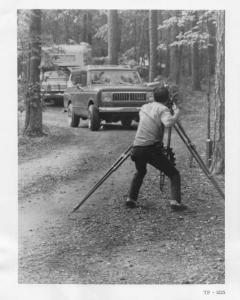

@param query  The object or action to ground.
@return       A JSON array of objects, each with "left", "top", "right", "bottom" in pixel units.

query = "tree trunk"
[
  {"left": 116, "top": 15, "right": 122, "bottom": 54},
  {"left": 207, "top": 17, "right": 216, "bottom": 76},
  {"left": 64, "top": 14, "right": 71, "bottom": 43},
  {"left": 169, "top": 17, "right": 179, "bottom": 82},
  {"left": 165, "top": 44, "right": 170, "bottom": 77},
  {"left": 191, "top": 40, "right": 201, "bottom": 90},
  {"left": 108, "top": 10, "right": 119, "bottom": 64},
  {"left": 134, "top": 16, "right": 137, "bottom": 61},
  {"left": 188, "top": 45, "right": 192, "bottom": 77},
  {"left": 82, "top": 11, "right": 92, "bottom": 44},
  {"left": 82, "top": 12, "right": 88, "bottom": 42},
  {"left": 137, "top": 17, "right": 147, "bottom": 60},
  {"left": 175, "top": 45, "right": 182, "bottom": 84},
  {"left": 87, "top": 11, "right": 92, "bottom": 45},
  {"left": 24, "top": 9, "right": 43, "bottom": 136},
  {"left": 211, "top": 11, "right": 225, "bottom": 174},
  {"left": 191, "top": 12, "right": 201, "bottom": 90},
  {"left": 149, "top": 10, "right": 158, "bottom": 82}
]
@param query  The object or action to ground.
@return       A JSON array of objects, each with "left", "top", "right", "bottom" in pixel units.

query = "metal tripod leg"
[
  {"left": 160, "top": 127, "right": 172, "bottom": 191},
  {"left": 71, "top": 144, "right": 133, "bottom": 213},
  {"left": 174, "top": 122, "right": 224, "bottom": 199}
]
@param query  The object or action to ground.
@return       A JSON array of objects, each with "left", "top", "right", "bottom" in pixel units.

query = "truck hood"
[{"left": 88, "top": 84, "right": 153, "bottom": 92}]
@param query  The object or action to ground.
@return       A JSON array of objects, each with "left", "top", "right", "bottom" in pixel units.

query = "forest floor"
[{"left": 18, "top": 87, "right": 224, "bottom": 284}]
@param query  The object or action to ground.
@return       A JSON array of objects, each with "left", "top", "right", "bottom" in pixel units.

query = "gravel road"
[{"left": 18, "top": 105, "right": 224, "bottom": 284}]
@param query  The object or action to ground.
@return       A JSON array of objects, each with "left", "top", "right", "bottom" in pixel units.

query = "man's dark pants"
[{"left": 129, "top": 144, "right": 181, "bottom": 203}]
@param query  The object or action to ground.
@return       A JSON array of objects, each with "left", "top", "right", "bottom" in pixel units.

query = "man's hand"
[{"left": 172, "top": 103, "right": 180, "bottom": 117}]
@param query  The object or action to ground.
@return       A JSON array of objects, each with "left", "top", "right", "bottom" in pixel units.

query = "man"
[{"left": 126, "top": 86, "right": 187, "bottom": 211}]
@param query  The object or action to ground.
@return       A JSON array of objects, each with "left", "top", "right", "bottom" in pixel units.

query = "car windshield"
[
  {"left": 71, "top": 71, "right": 87, "bottom": 85},
  {"left": 43, "top": 70, "right": 68, "bottom": 81},
  {"left": 89, "top": 70, "right": 141, "bottom": 85}
]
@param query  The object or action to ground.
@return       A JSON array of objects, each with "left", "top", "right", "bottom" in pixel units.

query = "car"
[
  {"left": 41, "top": 70, "right": 69, "bottom": 106},
  {"left": 63, "top": 65, "right": 154, "bottom": 130}
]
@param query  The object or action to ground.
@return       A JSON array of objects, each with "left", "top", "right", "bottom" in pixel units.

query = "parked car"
[
  {"left": 63, "top": 65, "right": 154, "bottom": 130},
  {"left": 41, "top": 70, "right": 69, "bottom": 106},
  {"left": 41, "top": 43, "right": 92, "bottom": 106}
]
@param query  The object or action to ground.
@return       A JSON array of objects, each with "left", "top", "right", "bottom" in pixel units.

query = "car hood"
[{"left": 42, "top": 80, "right": 67, "bottom": 85}]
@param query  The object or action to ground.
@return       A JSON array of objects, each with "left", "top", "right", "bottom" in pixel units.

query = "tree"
[
  {"left": 169, "top": 14, "right": 179, "bottom": 83},
  {"left": 191, "top": 11, "right": 201, "bottom": 90},
  {"left": 82, "top": 11, "right": 93, "bottom": 44},
  {"left": 149, "top": 10, "right": 158, "bottom": 81},
  {"left": 108, "top": 10, "right": 119, "bottom": 64},
  {"left": 206, "top": 14, "right": 216, "bottom": 76},
  {"left": 211, "top": 11, "right": 225, "bottom": 174},
  {"left": 24, "top": 9, "right": 43, "bottom": 136}
]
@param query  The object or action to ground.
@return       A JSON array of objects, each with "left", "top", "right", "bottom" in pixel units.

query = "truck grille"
[
  {"left": 112, "top": 92, "right": 146, "bottom": 101},
  {"left": 48, "top": 84, "right": 67, "bottom": 91}
]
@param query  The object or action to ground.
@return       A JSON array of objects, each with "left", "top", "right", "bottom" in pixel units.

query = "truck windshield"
[{"left": 89, "top": 70, "right": 141, "bottom": 85}]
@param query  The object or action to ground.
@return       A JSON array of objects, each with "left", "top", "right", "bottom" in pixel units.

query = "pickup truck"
[{"left": 63, "top": 65, "right": 154, "bottom": 130}]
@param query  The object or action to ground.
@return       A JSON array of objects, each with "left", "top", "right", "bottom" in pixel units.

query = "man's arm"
[{"left": 161, "top": 105, "right": 180, "bottom": 127}]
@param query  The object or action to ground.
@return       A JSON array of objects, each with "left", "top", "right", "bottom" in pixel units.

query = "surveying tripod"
[{"left": 72, "top": 121, "right": 224, "bottom": 213}]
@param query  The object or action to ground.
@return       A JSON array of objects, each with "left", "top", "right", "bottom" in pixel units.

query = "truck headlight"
[
  {"left": 146, "top": 92, "right": 154, "bottom": 102},
  {"left": 102, "top": 92, "right": 112, "bottom": 102}
]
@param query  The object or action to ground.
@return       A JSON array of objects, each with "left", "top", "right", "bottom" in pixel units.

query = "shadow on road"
[{"left": 102, "top": 123, "right": 138, "bottom": 131}]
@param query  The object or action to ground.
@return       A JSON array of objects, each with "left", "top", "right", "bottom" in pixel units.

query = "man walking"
[{"left": 126, "top": 86, "right": 187, "bottom": 211}]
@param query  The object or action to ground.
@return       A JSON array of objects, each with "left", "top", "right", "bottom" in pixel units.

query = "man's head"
[{"left": 153, "top": 87, "right": 169, "bottom": 104}]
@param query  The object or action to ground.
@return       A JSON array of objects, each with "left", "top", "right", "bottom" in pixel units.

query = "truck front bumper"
[{"left": 99, "top": 107, "right": 141, "bottom": 113}]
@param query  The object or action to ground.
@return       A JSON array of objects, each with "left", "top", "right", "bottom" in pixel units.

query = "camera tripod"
[{"left": 72, "top": 121, "right": 224, "bottom": 213}]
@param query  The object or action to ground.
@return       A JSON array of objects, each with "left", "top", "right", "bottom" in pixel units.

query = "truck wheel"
[
  {"left": 121, "top": 118, "right": 132, "bottom": 128},
  {"left": 68, "top": 103, "right": 80, "bottom": 127},
  {"left": 88, "top": 105, "right": 100, "bottom": 131}
]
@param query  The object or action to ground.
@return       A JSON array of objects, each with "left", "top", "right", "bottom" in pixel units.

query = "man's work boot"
[
  {"left": 169, "top": 200, "right": 188, "bottom": 211},
  {"left": 126, "top": 197, "right": 137, "bottom": 208}
]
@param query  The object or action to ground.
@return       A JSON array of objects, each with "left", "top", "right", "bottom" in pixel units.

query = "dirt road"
[{"left": 18, "top": 105, "right": 224, "bottom": 284}]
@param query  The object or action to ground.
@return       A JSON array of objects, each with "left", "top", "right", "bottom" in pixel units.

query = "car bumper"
[
  {"left": 99, "top": 107, "right": 141, "bottom": 113},
  {"left": 42, "top": 93, "right": 64, "bottom": 100}
]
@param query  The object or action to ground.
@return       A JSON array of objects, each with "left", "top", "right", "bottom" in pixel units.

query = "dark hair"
[{"left": 153, "top": 87, "right": 169, "bottom": 103}]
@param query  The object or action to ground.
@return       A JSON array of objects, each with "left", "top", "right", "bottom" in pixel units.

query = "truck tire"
[
  {"left": 88, "top": 105, "right": 100, "bottom": 131},
  {"left": 68, "top": 103, "right": 80, "bottom": 127},
  {"left": 121, "top": 118, "right": 132, "bottom": 128}
]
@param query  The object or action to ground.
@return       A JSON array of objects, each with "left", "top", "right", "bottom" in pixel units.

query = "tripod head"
[{"left": 161, "top": 82, "right": 179, "bottom": 112}]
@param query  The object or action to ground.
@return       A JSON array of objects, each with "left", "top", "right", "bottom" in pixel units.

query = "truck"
[
  {"left": 64, "top": 65, "right": 154, "bottom": 130},
  {"left": 41, "top": 43, "right": 92, "bottom": 105}
]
